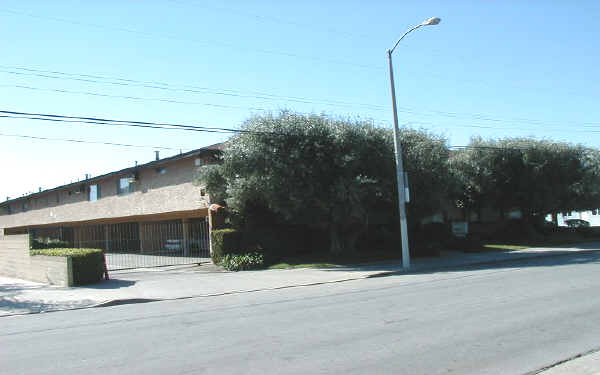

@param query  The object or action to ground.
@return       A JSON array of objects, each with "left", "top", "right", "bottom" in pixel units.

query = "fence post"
[
  {"left": 104, "top": 225, "right": 110, "bottom": 252},
  {"left": 182, "top": 218, "right": 190, "bottom": 256}
]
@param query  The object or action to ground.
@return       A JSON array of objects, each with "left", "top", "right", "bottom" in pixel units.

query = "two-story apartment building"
[{"left": 0, "top": 143, "right": 223, "bottom": 270}]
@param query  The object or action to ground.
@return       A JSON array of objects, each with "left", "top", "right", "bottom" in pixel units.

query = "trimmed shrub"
[
  {"left": 30, "top": 248, "right": 100, "bottom": 257},
  {"left": 30, "top": 248, "right": 105, "bottom": 286},
  {"left": 211, "top": 228, "right": 242, "bottom": 264},
  {"left": 220, "top": 252, "right": 265, "bottom": 271}
]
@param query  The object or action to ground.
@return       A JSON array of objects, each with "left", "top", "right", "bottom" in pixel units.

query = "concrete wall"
[
  {"left": 0, "top": 157, "right": 209, "bottom": 230},
  {"left": 0, "top": 234, "right": 72, "bottom": 286}
]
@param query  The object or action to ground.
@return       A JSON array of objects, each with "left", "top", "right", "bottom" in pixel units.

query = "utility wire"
[
  {"left": 4, "top": 66, "right": 599, "bottom": 131},
  {"left": 0, "top": 110, "right": 272, "bottom": 135},
  {"left": 0, "top": 67, "right": 386, "bottom": 111},
  {"left": 1, "top": 84, "right": 269, "bottom": 112},
  {"left": 0, "top": 131, "right": 179, "bottom": 150},
  {"left": 2, "top": 110, "right": 599, "bottom": 152},
  {"left": 168, "top": 0, "right": 376, "bottom": 41},
  {"left": 3, "top": 7, "right": 592, "bottom": 100},
  {"left": 0, "top": 8, "right": 380, "bottom": 71},
  {"left": 1, "top": 127, "right": 596, "bottom": 155},
  {"left": 3, "top": 109, "right": 600, "bottom": 147}
]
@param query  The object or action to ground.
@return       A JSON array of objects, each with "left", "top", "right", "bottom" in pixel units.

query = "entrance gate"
[{"left": 30, "top": 218, "right": 211, "bottom": 271}]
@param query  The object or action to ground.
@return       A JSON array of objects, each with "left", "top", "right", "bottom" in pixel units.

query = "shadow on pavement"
[
  {"left": 0, "top": 279, "right": 136, "bottom": 315},
  {"left": 0, "top": 283, "right": 46, "bottom": 293},
  {"left": 318, "top": 246, "right": 600, "bottom": 277},
  {"left": 81, "top": 279, "right": 136, "bottom": 290}
]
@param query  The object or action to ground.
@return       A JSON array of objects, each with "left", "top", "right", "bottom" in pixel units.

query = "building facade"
[{"left": 0, "top": 144, "right": 222, "bottom": 269}]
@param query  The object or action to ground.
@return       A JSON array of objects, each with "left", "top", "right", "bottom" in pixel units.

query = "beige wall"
[
  {"left": 0, "top": 157, "right": 209, "bottom": 230},
  {"left": 0, "top": 234, "right": 72, "bottom": 286}
]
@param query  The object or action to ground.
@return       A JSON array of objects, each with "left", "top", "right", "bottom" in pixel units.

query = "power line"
[
  {"left": 0, "top": 66, "right": 386, "bottom": 111},
  {"left": 0, "top": 8, "right": 380, "bottom": 72},
  {"left": 3, "top": 107, "right": 600, "bottom": 148},
  {"left": 0, "top": 110, "right": 285, "bottom": 136},
  {"left": 169, "top": 0, "right": 376, "bottom": 41},
  {"left": 2, "top": 110, "right": 599, "bottom": 154},
  {"left": 0, "top": 131, "right": 179, "bottom": 150},
  {"left": 1, "top": 84, "right": 268, "bottom": 112},
  {"left": 4, "top": 66, "right": 600, "bottom": 132},
  {"left": 0, "top": 83, "right": 588, "bottom": 136}
]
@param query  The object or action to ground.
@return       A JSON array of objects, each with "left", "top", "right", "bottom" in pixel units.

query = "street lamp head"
[{"left": 421, "top": 17, "right": 441, "bottom": 26}]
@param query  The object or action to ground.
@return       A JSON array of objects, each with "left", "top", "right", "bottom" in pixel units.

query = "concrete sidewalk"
[{"left": 1, "top": 242, "right": 599, "bottom": 317}]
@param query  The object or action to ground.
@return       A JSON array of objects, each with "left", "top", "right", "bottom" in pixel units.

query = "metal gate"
[{"left": 30, "top": 218, "right": 211, "bottom": 271}]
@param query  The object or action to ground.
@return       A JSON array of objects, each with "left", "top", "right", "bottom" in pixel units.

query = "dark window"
[
  {"left": 22, "top": 201, "right": 29, "bottom": 212},
  {"left": 117, "top": 177, "right": 135, "bottom": 195}
]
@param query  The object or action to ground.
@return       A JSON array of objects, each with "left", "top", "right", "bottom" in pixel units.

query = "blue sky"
[{"left": 1, "top": 1, "right": 599, "bottom": 200}]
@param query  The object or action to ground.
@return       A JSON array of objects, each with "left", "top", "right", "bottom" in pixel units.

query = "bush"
[
  {"left": 30, "top": 248, "right": 105, "bottom": 286},
  {"left": 445, "top": 234, "right": 483, "bottom": 252},
  {"left": 211, "top": 228, "right": 242, "bottom": 264},
  {"left": 220, "top": 252, "right": 265, "bottom": 271},
  {"left": 491, "top": 219, "right": 543, "bottom": 241},
  {"left": 576, "top": 226, "right": 600, "bottom": 238},
  {"left": 239, "top": 225, "right": 314, "bottom": 264}
]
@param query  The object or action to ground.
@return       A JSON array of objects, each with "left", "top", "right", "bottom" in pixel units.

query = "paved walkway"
[{"left": 1, "top": 242, "right": 599, "bottom": 317}]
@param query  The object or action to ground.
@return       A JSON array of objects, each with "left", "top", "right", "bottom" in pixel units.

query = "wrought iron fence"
[{"left": 30, "top": 218, "right": 210, "bottom": 270}]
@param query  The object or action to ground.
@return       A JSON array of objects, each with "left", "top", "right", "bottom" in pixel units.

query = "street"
[{"left": 2, "top": 251, "right": 600, "bottom": 374}]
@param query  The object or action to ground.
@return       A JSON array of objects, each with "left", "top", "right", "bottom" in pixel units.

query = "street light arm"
[{"left": 389, "top": 24, "right": 422, "bottom": 54}]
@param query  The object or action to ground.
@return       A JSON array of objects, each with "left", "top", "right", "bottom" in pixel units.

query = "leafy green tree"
[
  {"left": 197, "top": 111, "right": 451, "bottom": 254},
  {"left": 449, "top": 137, "right": 600, "bottom": 227}
]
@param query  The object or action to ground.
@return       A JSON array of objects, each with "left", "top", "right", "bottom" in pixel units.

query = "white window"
[{"left": 89, "top": 184, "right": 100, "bottom": 201}]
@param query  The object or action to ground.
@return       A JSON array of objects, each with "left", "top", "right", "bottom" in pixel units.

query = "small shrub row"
[
  {"left": 30, "top": 248, "right": 102, "bottom": 257},
  {"left": 220, "top": 252, "right": 265, "bottom": 271},
  {"left": 30, "top": 248, "right": 105, "bottom": 286}
]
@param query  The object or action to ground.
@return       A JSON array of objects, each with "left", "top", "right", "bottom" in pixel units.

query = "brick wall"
[{"left": 0, "top": 234, "right": 72, "bottom": 286}]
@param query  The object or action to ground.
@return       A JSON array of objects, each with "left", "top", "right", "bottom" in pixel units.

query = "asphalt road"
[{"left": 2, "top": 252, "right": 600, "bottom": 375}]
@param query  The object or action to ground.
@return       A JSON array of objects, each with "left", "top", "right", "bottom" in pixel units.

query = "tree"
[
  {"left": 197, "top": 111, "right": 451, "bottom": 254},
  {"left": 449, "top": 137, "right": 600, "bottom": 227}
]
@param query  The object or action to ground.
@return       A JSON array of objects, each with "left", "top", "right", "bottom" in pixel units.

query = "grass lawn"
[
  {"left": 268, "top": 249, "right": 403, "bottom": 270},
  {"left": 482, "top": 232, "right": 600, "bottom": 252},
  {"left": 483, "top": 244, "right": 532, "bottom": 251}
]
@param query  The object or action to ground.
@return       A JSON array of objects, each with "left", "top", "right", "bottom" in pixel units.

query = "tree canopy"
[
  {"left": 198, "top": 111, "right": 451, "bottom": 254},
  {"left": 199, "top": 112, "right": 600, "bottom": 254},
  {"left": 449, "top": 137, "right": 600, "bottom": 223}
]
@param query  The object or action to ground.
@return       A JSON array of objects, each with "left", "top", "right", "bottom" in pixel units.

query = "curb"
[
  {"left": 367, "top": 249, "right": 600, "bottom": 278},
  {"left": 3, "top": 248, "right": 599, "bottom": 317}
]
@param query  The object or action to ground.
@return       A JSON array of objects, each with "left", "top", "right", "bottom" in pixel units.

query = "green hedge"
[
  {"left": 211, "top": 228, "right": 242, "bottom": 264},
  {"left": 30, "top": 248, "right": 105, "bottom": 286}
]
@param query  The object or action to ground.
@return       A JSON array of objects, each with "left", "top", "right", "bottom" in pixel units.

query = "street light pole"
[{"left": 388, "top": 17, "right": 441, "bottom": 269}]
